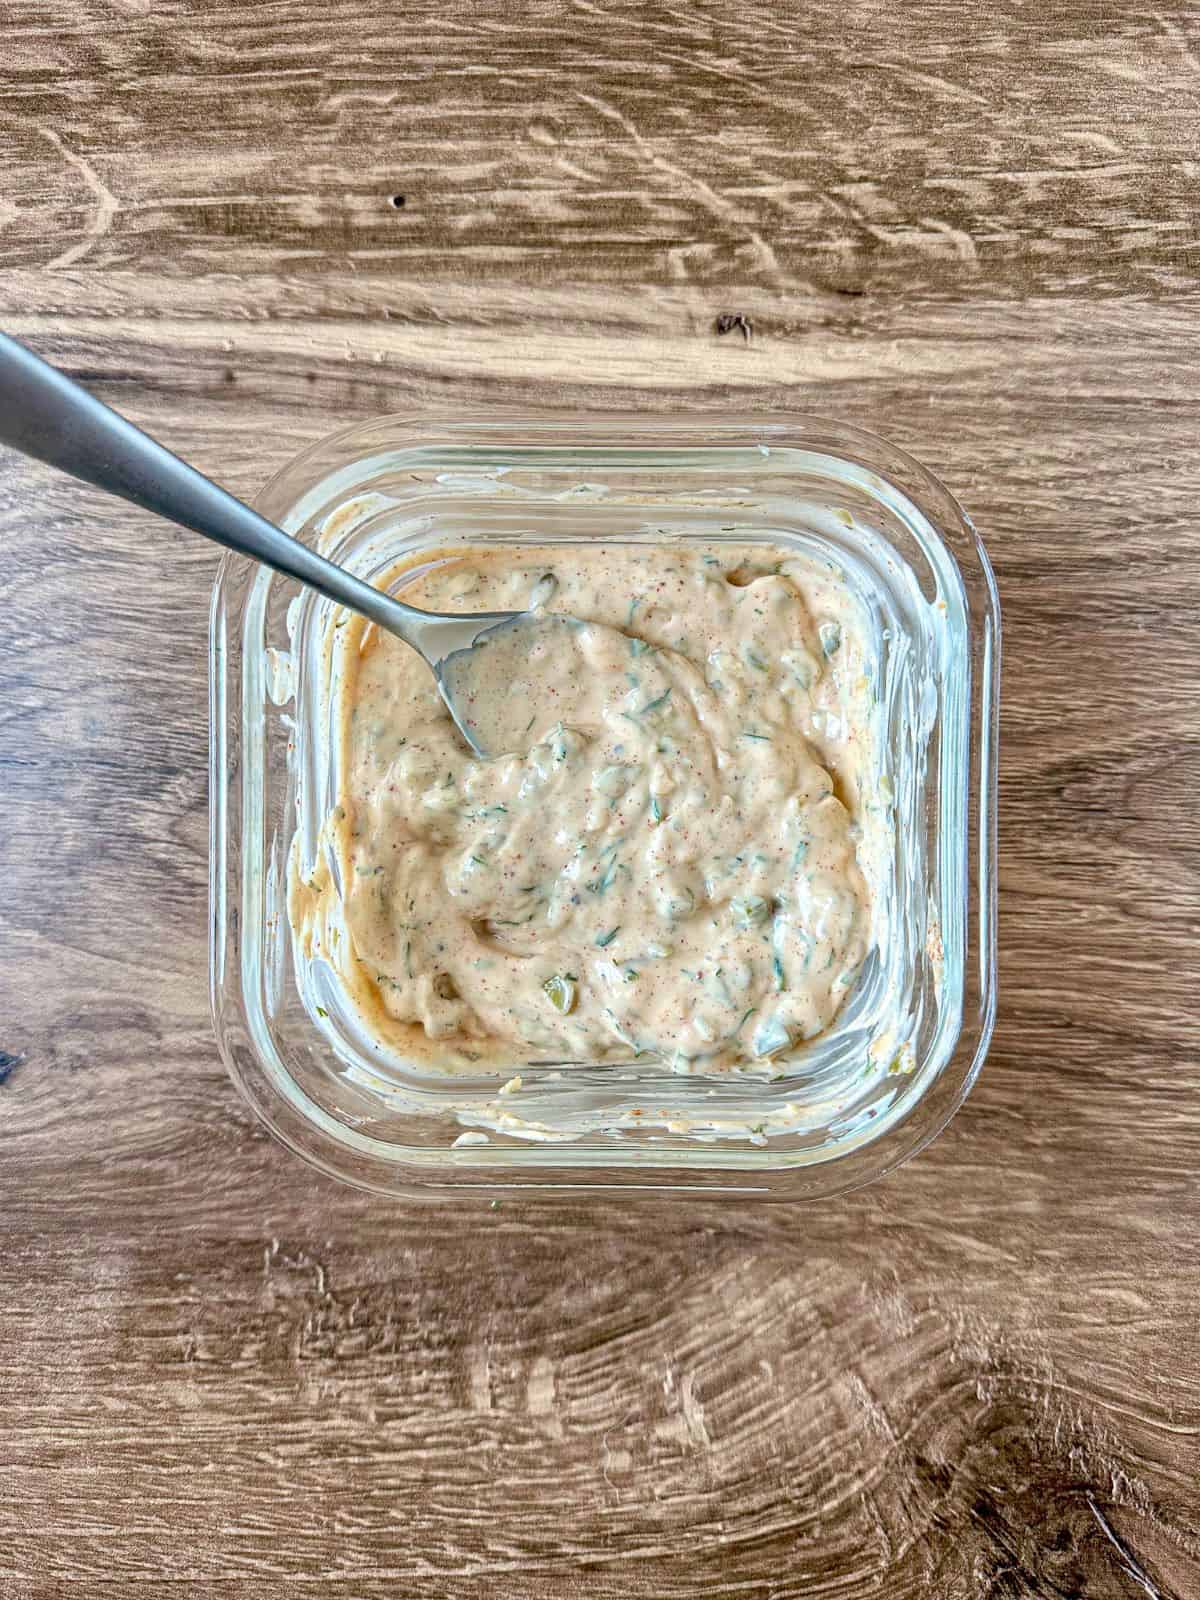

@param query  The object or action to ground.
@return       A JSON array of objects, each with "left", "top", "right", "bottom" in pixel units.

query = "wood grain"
[
  {"left": 2, "top": 0, "right": 1199, "bottom": 297},
  {"left": 2, "top": 3, "right": 1200, "bottom": 1594}
]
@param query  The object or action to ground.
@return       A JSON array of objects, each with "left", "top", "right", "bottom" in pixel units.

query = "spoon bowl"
[{"left": 436, "top": 611, "right": 588, "bottom": 756}]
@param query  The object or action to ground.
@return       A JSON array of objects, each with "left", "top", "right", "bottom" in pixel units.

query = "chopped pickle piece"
[{"left": 542, "top": 974, "right": 578, "bottom": 1014}]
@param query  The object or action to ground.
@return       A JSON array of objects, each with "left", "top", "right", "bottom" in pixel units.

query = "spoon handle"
[{"left": 0, "top": 331, "right": 431, "bottom": 640}]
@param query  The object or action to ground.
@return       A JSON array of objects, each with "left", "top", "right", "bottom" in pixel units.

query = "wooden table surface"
[{"left": 3, "top": 4, "right": 1199, "bottom": 1596}]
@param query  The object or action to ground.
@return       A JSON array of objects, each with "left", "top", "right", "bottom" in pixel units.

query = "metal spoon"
[{"left": 0, "top": 330, "right": 558, "bottom": 757}]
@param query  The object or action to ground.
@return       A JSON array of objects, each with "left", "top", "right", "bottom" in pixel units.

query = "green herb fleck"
[
  {"left": 595, "top": 927, "right": 621, "bottom": 948},
  {"left": 530, "top": 571, "right": 557, "bottom": 607},
  {"left": 588, "top": 856, "right": 619, "bottom": 895},
  {"left": 315, "top": 1005, "right": 328, "bottom": 1018},
  {"left": 650, "top": 796, "right": 663, "bottom": 824},
  {"left": 731, "top": 895, "right": 770, "bottom": 928},
  {"left": 603, "top": 1007, "right": 640, "bottom": 1052},
  {"left": 638, "top": 687, "right": 672, "bottom": 717}
]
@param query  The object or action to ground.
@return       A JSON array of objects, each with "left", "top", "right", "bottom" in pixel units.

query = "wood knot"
[{"left": 715, "top": 313, "right": 752, "bottom": 343}]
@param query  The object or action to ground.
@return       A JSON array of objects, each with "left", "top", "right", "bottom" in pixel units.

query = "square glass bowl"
[{"left": 210, "top": 415, "right": 999, "bottom": 1199}]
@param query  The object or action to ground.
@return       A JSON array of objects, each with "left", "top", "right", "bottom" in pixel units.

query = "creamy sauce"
[{"left": 290, "top": 543, "right": 879, "bottom": 1073}]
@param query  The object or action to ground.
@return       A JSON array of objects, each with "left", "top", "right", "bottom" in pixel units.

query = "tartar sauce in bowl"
[{"left": 290, "top": 542, "right": 882, "bottom": 1074}]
